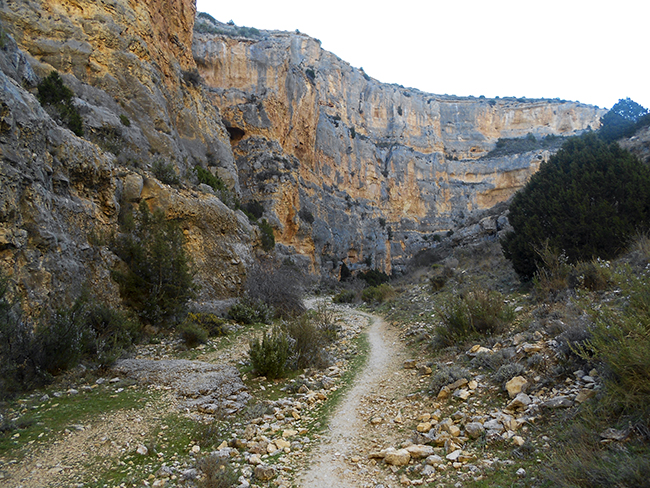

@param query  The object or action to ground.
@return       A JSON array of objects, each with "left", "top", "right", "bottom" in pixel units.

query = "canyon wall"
[
  {"left": 0, "top": 1, "right": 604, "bottom": 313},
  {"left": 192, "top": 16, "right": 604, "bottom": 274},
  {"left": 0, "top": 0, "right": 255, "bottom": 313}
]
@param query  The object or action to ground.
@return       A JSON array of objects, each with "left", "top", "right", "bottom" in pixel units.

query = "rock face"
[
  {"left": 0, "top": 1, "right": 604, "bottom": 312},
  {"left": 0, "top": 0, "right": 254, "bottom": 312},
  {"left": 193, "top": 15, "right": 604, "bottom": 274}
]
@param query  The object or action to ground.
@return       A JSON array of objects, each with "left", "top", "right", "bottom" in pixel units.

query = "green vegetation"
[
  {"left": 483, "top": 132, "right": 564, "bottom": 159},
  {"left": 358, "top": 269, "right": 390, "bottom": 287},
  {"left": 361, "top": 283, "right": 396, "bottom": 304},
  {"left": 228, "top": 297, "right": 274, "bottom": 325},
  {"left": 599, "top": 97, "right": 650, "bottom": 142},
  {"left": 258, "top": 218, "right": 275, "bottom": 252},
  {"left": 0, "top": 275, "right": 141, "bottom": 399},
  {"left": 36, "top": 71, "right": 84, "bottom": 136},
  {"left": 332, "top": 289, "right": 357, "bottom": 304},
  {"left": 433, "top": 288, "right": 514, "bottom": 349},
  {"left": 194, "top": 15, "right": 262, "bottom": 39},
  {"left": 0, "top": 383, "right": 151, "bottom": 459},
  {"left": 119, "top": 114, "right": 130, "bottom": 126},
  {"left": 240, "top": 200, "right": 264, "bottom": 221},
  {"left": 112, "top": 201, "right": 197, "bottom": 326},
  {"left": 248, "top": 328, "right": 290, "bottom": 380},
  {"left": 502, "top": 132, "right": 650, "bottom": 279},
  {"left": 152, "top": 160, "right": 180, "bottom": 186},
  {"left": 195, "top": 165, "right": 238, "bottom": 208}
]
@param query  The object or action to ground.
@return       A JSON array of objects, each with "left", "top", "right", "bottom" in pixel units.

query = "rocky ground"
[{"left": 0, "top": 278, "right": 616, "bottom": 488}]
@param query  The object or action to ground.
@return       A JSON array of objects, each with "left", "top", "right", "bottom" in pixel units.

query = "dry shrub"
[
  {"left": 197, "top": 454, "right": 238, "bottom": 488},
  {"left": 429, "top": 365, "right": 471, "bottom": 395},
  {"left": 246, "top": 260, "right": 305, "bottom": 318}
]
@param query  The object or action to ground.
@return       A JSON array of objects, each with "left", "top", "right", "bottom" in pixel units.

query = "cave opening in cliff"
[{"left": 226, "top": 126, "right": 245, "bottom": 144}]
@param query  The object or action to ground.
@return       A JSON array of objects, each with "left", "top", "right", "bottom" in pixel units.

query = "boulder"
[
  {"left": 384, "top": 448, "right": 411, "bottom": 466},
  {"left": 506, "top": 376, "right": 528, "bottom": 398}
]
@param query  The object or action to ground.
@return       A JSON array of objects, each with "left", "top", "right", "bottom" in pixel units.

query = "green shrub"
[
  {"left": 78, "top": 300, "right": 141, "bottom": 366},
  {"left": 186, "top": 312, "right": 228, "bottom": 337},
  {"left": 37, "top": 71, "right": 83, "bottom": 136},
  {"left": 196, "top": 165, "right": 225, "bottom": 192},
  {"left": 580, "top": 269, "right": 650, "bottom": 423},
  {"left": 361, "top": 283, "right": 396, "bottom": 303},
  {"left": 332, "top": 289, "right": 356, "bottom": 303},
  {"left": 119, "top": 114, "right": 131, "bottom": 127},
  {"left": 248, "top": 329, "right": 290, "bottom": 379},
  {"left": 258, "top": 218, "right": 275, "bottom": 252},
  {"left": 434, "top": 289, "right": 514, "bottom": 348},
  {"left": 502, "top": 132, "right": 650, "bottom": 279},
  {"left": 112, "top": 201, "right": 198, "bottom": 326},
  {"left": 284, "top": 313, "right": 332, "bottom": 370},
  {"left": 359, "top": 269, "right": 390, "bottom": 287},
  {"left": 152, "top": 160, "right": 180, "bottom": 185},
  {"left": 429, "top": 275, "right": 448, "bottom": 293},
  {"left": 178, "top": 320, "right": 208, "bottom": 348},
  {"left": 599, "top": 98, "right": 650, "bottom": 142},
  {"left": 0, "top": 277, "right": 45, "bottom": 398},
  {"left": 228, "top": 297, "right": 274, "bottom": 325}
]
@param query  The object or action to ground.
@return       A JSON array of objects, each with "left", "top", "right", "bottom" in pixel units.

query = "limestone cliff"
[
  {"left": 0, "top": 1, "right": 605, "bottom": 314},
  {"left": 0, "top": 0, "right": 254, "bottom": 313},
  {"left": 192, "top": 16, "right": 604, "bottom": 274}
]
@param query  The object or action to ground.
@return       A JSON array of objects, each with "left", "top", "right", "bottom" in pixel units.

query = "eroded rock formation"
[
  {"left": 193, "top": 16, "right": 604, "bottom": 274},
  {"left": 0, "top": 0, "right": 254, "bottom": 312},
  {"left": 0, "top": 0, "right": 605, "bottom": 313}
]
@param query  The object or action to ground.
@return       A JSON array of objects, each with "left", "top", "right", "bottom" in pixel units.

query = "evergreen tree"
[
  {"left": 600, "top": 98, "right": 650, "bottom": 142},
  {"left": 502, "top": 133, "right": 650, "bottom": 278},
  {"left": 112, "top": 202, "right": 197, "bottom": 325}
]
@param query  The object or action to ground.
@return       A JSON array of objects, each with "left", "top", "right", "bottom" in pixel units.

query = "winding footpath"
[{"left": 299, "top": 311, "right": 405, "bottom": 487}]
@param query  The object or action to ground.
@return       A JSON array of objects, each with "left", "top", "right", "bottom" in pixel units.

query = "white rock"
[
  {"left": 445, "top": 449, "right": 462, "bottom": 461},
  {"left": 405, "top": 444, "right": 435, "bottom": 459}
]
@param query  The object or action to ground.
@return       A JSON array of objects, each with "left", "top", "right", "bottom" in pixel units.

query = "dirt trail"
[{"left": 298, "top": 312, "right": 407, "bottom": 487}]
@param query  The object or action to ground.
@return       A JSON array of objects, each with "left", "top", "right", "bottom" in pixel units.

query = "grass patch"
[
  {"left": 82, "top": 413, "right": 199, "bottom": 487},
  {"left": 0, "top": 382, "right": 153, "bottom": 460}
]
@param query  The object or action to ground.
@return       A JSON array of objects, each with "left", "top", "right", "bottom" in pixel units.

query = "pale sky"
[{"left": 195, "top": 0, "right": 649, "bottom": 111}]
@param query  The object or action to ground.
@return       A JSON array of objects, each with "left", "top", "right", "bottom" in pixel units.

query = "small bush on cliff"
[
  {"left": 258, "top": 218, "right": 275, "bottom": 252},
  {"left": 152, "top": 160, "right": 180, "bottom": 186},
  {"left": 112, "top": 201, "right": 197, "bottom": 326},
  {"left": 37, "top": 71, "right": 83, "bottom": 136},
  {"left": 502, "top": 133, "right": 650, "bottom": 279}
]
